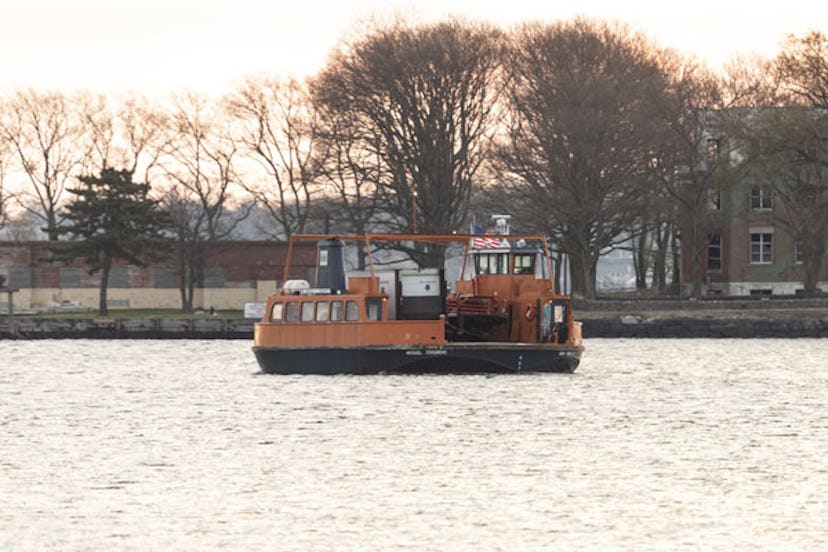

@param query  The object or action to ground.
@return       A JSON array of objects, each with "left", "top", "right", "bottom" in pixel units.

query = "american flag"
[{"left": 472, "top": 234, "right": 504, "bottom": 248}]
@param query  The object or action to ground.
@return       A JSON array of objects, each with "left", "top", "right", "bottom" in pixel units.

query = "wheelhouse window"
[
  {"left": 315, "top": 301, "right": 329, "bottom": 321},
  {"left": 475, "top": 252, "right": 508, "bottom": 275},
  {"left": 300, "top": 301, "right": 315, "bottom": 322},
  {"left": 345, "top": 300, "right": 359, "bottom": 321},
  {"left": 750, "top": 232, "right": 773, "bottom": 264},
  {"left": 284, "top": 301, "right": 299, "bottom": 323},
  {"left": 707, "top": 233, "right": 722, "bottom": 271},
  {"left": 270, "top": 302, "right": 284, "bottom": 322},
  {"left": 750, "top": 185, "right": 772, "bottom": 211},
  {"left": 512, "top": 254, "right": 535, "bottom": 275},
  {"left": 330, "top": 301, "right": 344, "bottom": 322}
]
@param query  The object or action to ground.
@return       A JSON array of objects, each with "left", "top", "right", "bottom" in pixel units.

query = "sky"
[{"left": 1, "top": 0, "right": 826, "bottom": 98}]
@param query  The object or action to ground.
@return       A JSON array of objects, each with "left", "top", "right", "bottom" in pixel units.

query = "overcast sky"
[{"left": 1, "top": 0, "right": 825, "bottom": 97}]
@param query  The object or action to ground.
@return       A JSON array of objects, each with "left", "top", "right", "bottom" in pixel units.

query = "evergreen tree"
[{"left": 52, "top": 168, "right": 171, "bottom": 315}]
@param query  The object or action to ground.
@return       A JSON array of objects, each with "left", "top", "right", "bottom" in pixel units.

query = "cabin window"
[
  {"left": 513, "top": 254, "right": 535, "bottom": 275},
  {"left": 345, "top": 300, "right": 359, "bottom": 321},
  {"left": 270, "top": 302, "right": 284, "bottom": 322},
  {"left": 476, "top": 253, "right": 508, "bottom": 275},
  {"left": 300, "top": 301, "right": 315, "bottom": 322},
  {"left": 315, "top": 301, "right": 330, "bottom": 321},
  {"left": 366, "top": 298, "right": 382, "bottom": 321},
  {"left": 330, "top": 301, "right": 344, "bottom": 322},
  {"left": 284, "top": 301, "right": 299, "bottom": 323}
]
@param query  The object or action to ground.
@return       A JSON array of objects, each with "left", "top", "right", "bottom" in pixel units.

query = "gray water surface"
[{"left": 2, "top": 339, "right": 827, "bottom": 550}]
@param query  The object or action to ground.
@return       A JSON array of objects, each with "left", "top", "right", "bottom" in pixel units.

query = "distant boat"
[{"left": 253, "top": 232, "right": 583, "bottom": 374}]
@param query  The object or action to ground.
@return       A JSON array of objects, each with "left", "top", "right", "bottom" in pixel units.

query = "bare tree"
[
  {"left": 0, "top": 140, "right": 13, "bottom": 235},
  {"left": 313, "top": 18, "right": 505, "bottom": 266},
  {"left": 497, "top": 19, "right": 668, "bottom": 299},
  {"left": 76, "top": 92, "right": 169, "bottom": 183},
  {"left": 0, "top": 90, "right": 85, "bottom": 240},
  {"left": 160, "top": 92, "right": 250, "bottom": 311},
  {"left": 76, "top": 92, "right": 117, "bottom": 174},
  {"left": 731, "top": 32, "right": 828, "bottom": 296},
  {"left": 776, "top": 31, "right": 828, "bottom": 108},
  {"left": 650, "top": 57, "right": 730, "bottom": 298},
  {"left": 315, "top": 107, "right": 386, "bottom": 268},
  {"left": 743, "top": 109, "right": 828, "bottom": 296},
  {"left": 227, "top": 77, "right": 325, "bottom": 239}
]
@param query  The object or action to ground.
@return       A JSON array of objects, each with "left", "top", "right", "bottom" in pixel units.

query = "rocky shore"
[
  {"left": 0, "top": 317, "right": 255, "bottom": 339},
  {"left": 576, "top": 297, "right": 828, "bottom": 338},
  {"left": 1, "top": 298, "right": 827, "bottom": 339}
]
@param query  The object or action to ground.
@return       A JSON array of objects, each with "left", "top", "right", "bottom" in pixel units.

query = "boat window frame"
[
  {"left": 512, "top": 253, "right": 535, "bottom": 275},
  {"left": 366, "top": 298, "right": 382, "bottom": 321},
  {"left": 345, "top": 300, "right": 359, "bottom": 321},
  {"left": 475, "top": 252, "right": 508, "bottom": 275},
  {"left": 270, "top": 301, "right": 284, "bottom": 323},
  {"left": 330, "top": 300, "right": 344, "bottom": 322},
  {"left": 300, "top": 301, "right": 315, "bottom": 322},
  {"left": 284, "top": 301, "right": 299, "bottom": 323},
  {"left": 315, "top": 301, "right": 330, "bottom": 322}
]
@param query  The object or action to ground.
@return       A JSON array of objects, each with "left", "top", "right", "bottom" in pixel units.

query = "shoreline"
[{"left": 2, "top": 309, "right": 828, "bottom": 339}]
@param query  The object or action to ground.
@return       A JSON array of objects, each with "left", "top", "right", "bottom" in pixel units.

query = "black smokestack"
[{"left": 315, "top": 239, "right": 347, "bottom": 293}]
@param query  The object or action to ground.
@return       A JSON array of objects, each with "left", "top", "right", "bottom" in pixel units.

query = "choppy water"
[{"left": 1, "top": 338, "right": 827, "bottom": 551}]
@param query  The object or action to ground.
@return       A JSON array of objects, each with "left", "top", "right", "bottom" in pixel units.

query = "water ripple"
[{"left": 1, "top": 338, "right": 827, "bottom": 550}]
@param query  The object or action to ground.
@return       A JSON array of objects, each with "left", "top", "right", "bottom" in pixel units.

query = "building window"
[
  {"left": 795, "top": 240, "right": 804, "bottom": 264},
  {"left": 750, "top": 233, "right": 773, "bottom": 264},
  {"left": 59, "top": 267, "right": 81, "bottom": 288},
  {"left": 707, "top": 138, "right": 720, "bottom": 158},
  {"left": 709, "top": 188, "right": 721, "bottom": 210},
  {"left": 750, "top": 185, "right": 772, "bottom": 211},
  {"left": 707, "top": 233, "right": 722, "bottom": 271}
]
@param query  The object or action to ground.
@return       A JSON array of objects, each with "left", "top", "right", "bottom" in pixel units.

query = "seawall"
[
  {"left": 1, "top": 313, "right": 827, "bottom": 339},
  {"left": 576, "top": 297, "right": 828, "bottom": 338},
  {"left": 0, "top": 318, "right": 255, "bottom": 339},
  {"left": 579, "top": 315, "right": 828, "bottom": 338}
]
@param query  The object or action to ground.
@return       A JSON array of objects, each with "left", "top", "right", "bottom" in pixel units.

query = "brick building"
[
  {"left": 682, "top": 117, "right": 828, "bottom": 296},
  {"left": 0, "top": 240, "right": 316, "bottom": 310}
]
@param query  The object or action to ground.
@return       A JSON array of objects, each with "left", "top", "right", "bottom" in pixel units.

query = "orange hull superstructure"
[{"left": 253, "top": 233, "right": 583, "bottom": 374}]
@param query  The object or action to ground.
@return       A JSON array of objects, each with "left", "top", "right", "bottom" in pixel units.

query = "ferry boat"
[{"left": 253, "top": 232, "right": 583, "bottom": 374}]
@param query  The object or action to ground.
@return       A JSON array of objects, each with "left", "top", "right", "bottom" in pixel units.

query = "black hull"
[{"left": 253, "top": 343, "right": 582, "bottom": 375}]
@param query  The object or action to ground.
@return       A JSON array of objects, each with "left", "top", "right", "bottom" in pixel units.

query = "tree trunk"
[
  {"left": 569, "top": 246, "right": 596, "bottom": 299},
  {"left": 689, "top": 218, "right": 703, "bottom": 298},
  {"left": 671, "top": 228, "right": 681, "bottom": 296},
  {"left": 653, "top": 222, "right": 669, "bottom": 294},
  {"left": 98, "top": 259, "right": 111, "bottom": 316},
  {"left": 634, "top": 229, "right": 649, "bottom": 291}
]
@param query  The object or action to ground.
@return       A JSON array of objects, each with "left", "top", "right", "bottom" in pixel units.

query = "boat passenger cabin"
[{"left": 268, "top": 295, "right": 384, "bottom": 324}]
